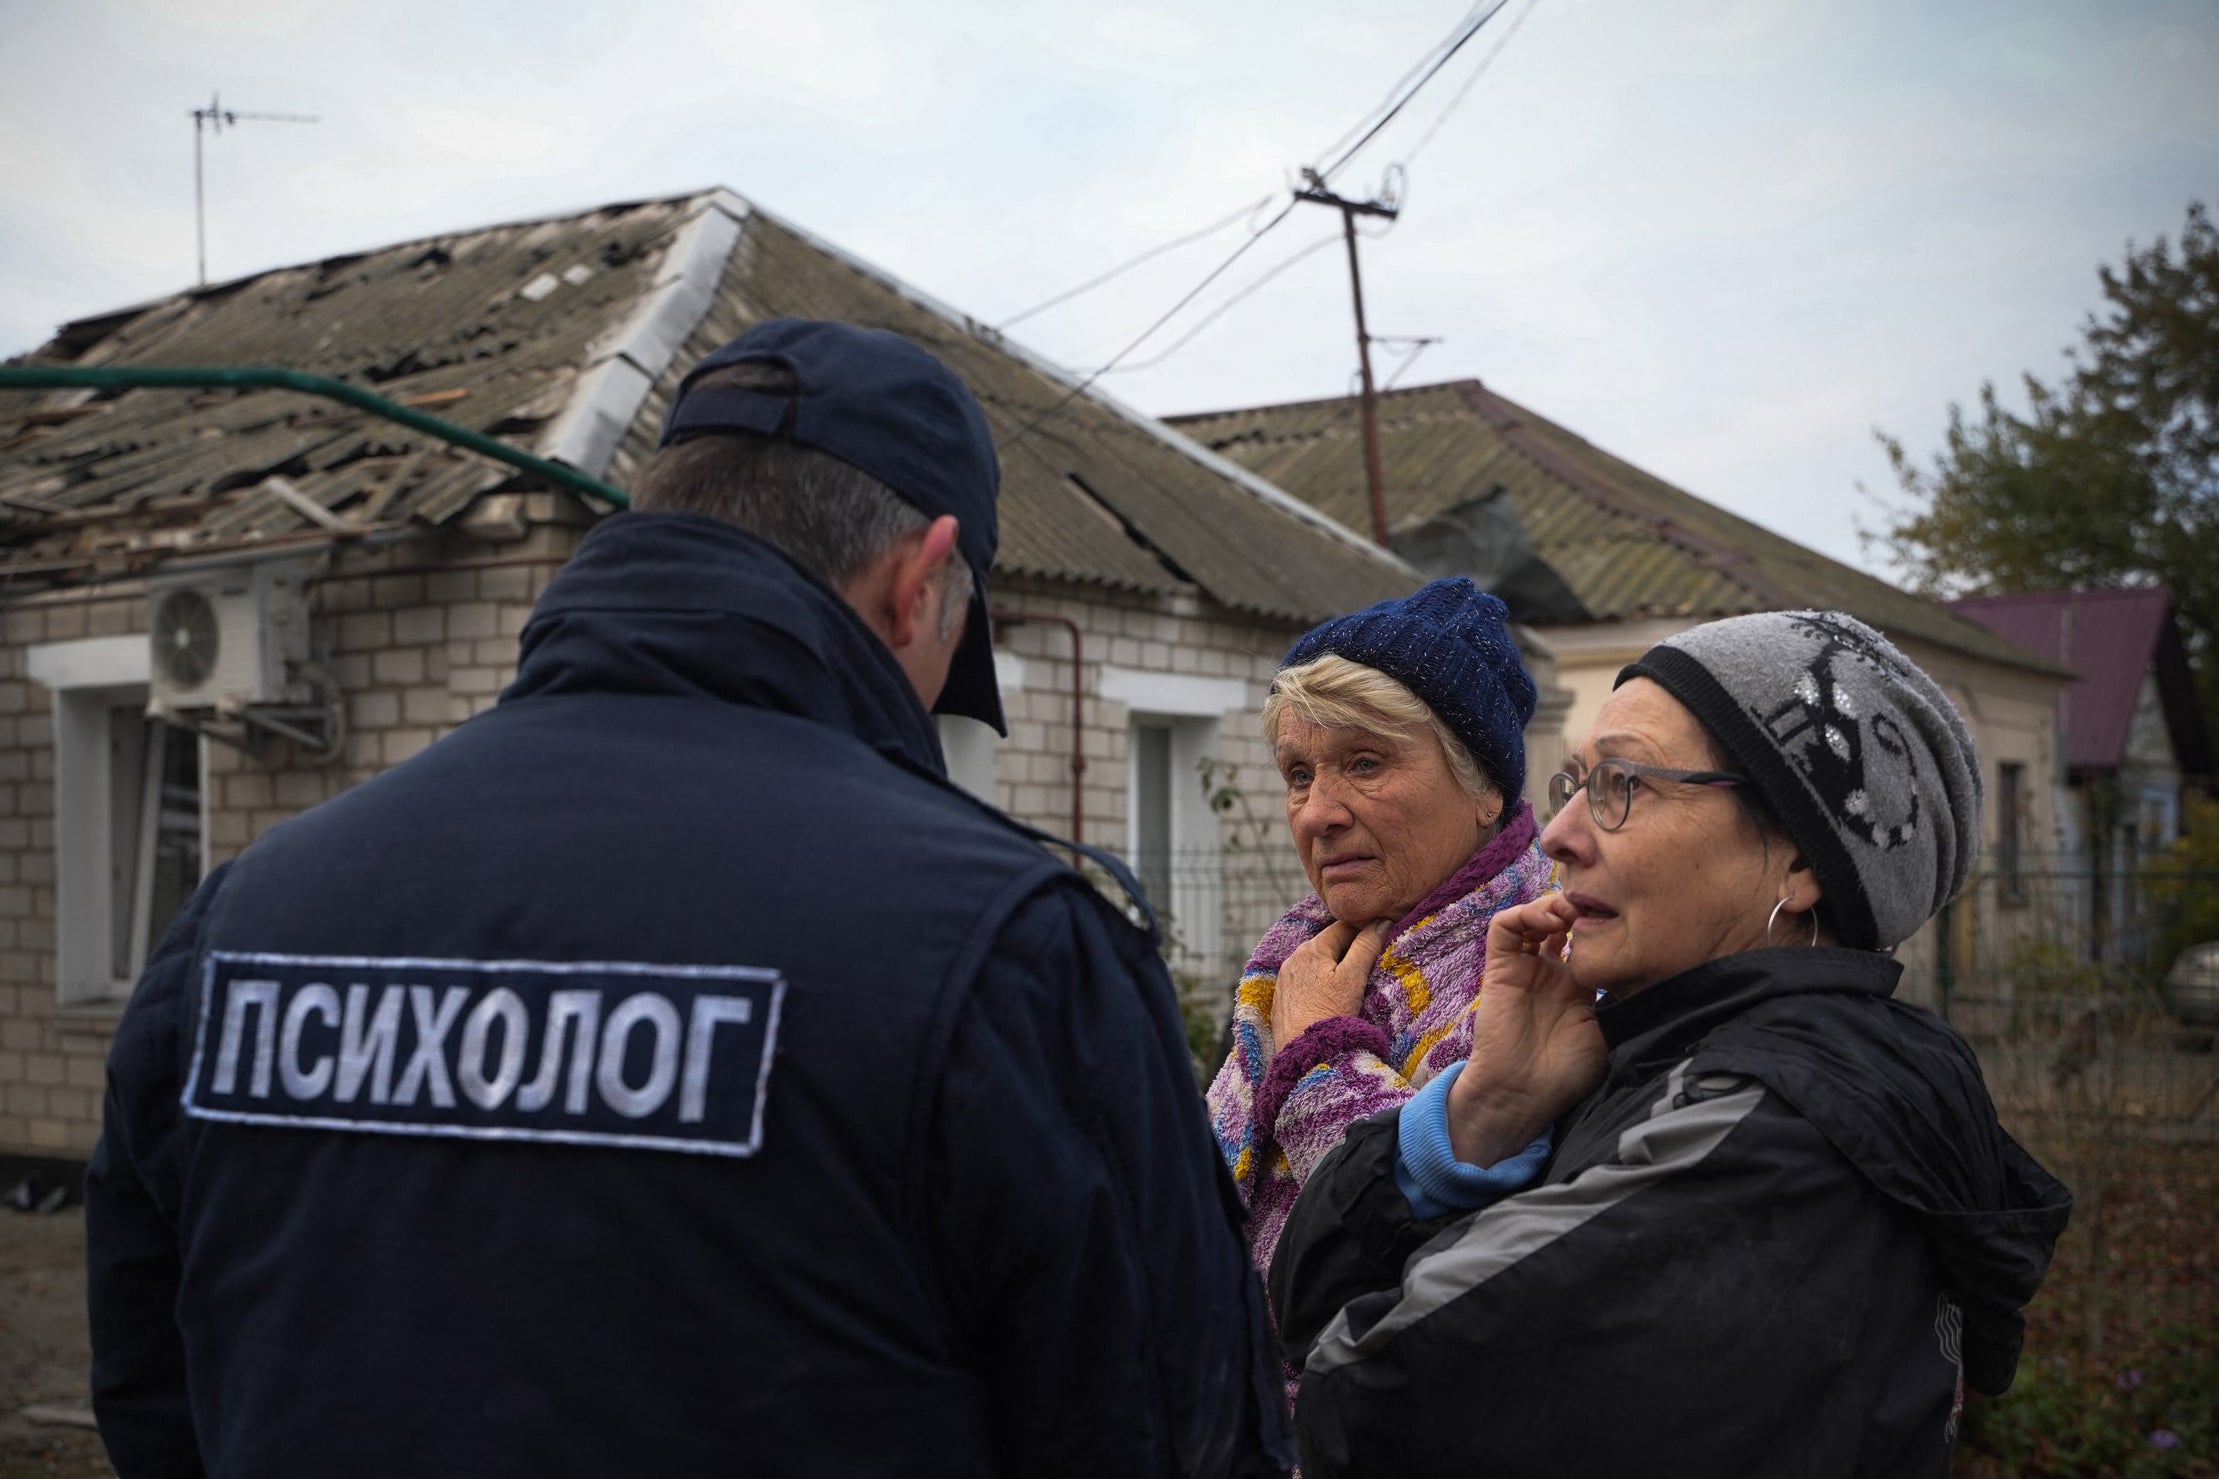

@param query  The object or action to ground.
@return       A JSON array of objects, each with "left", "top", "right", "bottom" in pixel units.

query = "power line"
[
  {"left": 1320, "top": 0, "right": 1511, "bottom": 183},
  {"left": 1401, "top": 0, "right": 1539, "bottom": 168},
  {"left": 996, "top": 195, "right": 1273, "bottom": 330},
  {"left": 997, "top": 197, "right": 1299, "bottom": 452},
  {"left": 1000, "top": 0, "right": 1523, "bottom": 450},
  {"left": 1308, "top": 3, "right": 1483, "bottom": 171},
  {"left": 1100, "top": 233, "right": 1342, "bottom": 375}
]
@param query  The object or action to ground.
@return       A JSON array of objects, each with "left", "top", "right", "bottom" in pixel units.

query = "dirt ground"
[{"left": 0, "top": 1209, "right": 110, "bottom": 1478}]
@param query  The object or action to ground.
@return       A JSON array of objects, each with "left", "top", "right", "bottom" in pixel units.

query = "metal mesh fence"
[{"left": 1929, "top": 860, "right": 2219, "bottom": 1468}]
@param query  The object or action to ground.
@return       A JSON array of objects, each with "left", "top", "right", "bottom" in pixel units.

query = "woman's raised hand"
[
  {"left": 1271, "top": 918, "right": 1393, "bottom": 1046},
  {"left": 1445, "top": 895, "right": 1610, "bottom": 1167}
]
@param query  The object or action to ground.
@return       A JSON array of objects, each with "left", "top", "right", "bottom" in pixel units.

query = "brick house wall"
[
  {"left": 0, "top": 523, "right": 1336, "bottom": 1155},
  {"left": 201, "top": 523, "right": 582, "bottom": 869},
  {"left": 986, "top": 575, "right": 1312, "bottom": 1007},
  {"left": 3, "top": 585, "right": 138, "bottom": 1156},
  {"left": 0, "top": 514, "right": 583, "bottom": 1156}
]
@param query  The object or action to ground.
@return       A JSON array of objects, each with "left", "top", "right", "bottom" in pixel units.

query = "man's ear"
[{"left": 883, "top": 515, "right": 961, "bottom": 652}]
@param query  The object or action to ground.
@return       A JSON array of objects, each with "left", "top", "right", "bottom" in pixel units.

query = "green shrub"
[{"left": 1959, "top": 1336, "right": 2217, "bottom": 1477}]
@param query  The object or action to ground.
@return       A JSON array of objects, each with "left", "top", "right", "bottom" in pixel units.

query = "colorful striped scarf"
[{"left": 1205, "top": 801, "right": 1551, "bottom": 1290}]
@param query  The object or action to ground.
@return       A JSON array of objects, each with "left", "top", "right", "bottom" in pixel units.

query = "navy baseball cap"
[{"left": 658, "top": 318, "right": 1005, "bottom": 733}]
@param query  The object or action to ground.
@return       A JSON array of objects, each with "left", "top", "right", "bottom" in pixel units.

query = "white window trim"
[
  {"left": 1101, "top": 666, "right": 1245, "bottom": 976},
  {"left": 1126, "top": 712, "right": 1223, "bottom": 972},
  {"left": 1099, "top": 665, "right": 1247, "bottom": 719},
  {"left": 28, "top": 635, "right": 209, "bottom": 1006},
  {"left": 26, "top": 634, "right": 145, "bottom": 690}
]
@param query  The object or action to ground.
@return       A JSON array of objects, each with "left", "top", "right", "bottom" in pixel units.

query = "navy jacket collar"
[{"left": 505, "top": 511, "right": 948, "bottom": 774}]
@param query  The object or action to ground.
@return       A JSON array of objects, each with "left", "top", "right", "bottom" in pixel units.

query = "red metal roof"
[{"left": 1947, "top": 587, "right": 2207, "bottom": 774}]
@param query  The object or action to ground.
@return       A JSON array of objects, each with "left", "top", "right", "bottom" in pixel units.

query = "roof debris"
[{"left": 1, "top": 189, "right": 1414, "bottom": 626}]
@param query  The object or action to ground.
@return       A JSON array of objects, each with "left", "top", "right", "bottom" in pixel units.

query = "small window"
[
  {"left": 1132, "top": 722, "right": 1175, "bottom": 911},
  {"left": 30, "top": 637, "right": 208, "bottom": 1005},
  {"left": 108, "top": 710, "right": 205, "bottom": 980},
  {"left": 1997, "top": 761, "right": 2025, "bottom": 905},
  {"left": 1126, "top": 713, "right": 1221, "bottom": 972}
]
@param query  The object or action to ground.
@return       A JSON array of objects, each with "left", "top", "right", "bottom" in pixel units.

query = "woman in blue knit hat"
[{"left": 1205, "top": 577, "right": 1551, "bottom": 1398}]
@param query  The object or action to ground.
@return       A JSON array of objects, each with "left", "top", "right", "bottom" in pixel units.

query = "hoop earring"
[{"left": 1765, "top": 896, "right": 1819, "bottom": 948}]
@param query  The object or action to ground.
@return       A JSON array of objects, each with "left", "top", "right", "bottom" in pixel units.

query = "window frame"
[
  {"left": 27, "top": 636, "right": 210, "bottom": 1006},
  {"left": 1121, "top": 707, "right": 1225, "bottom": 974},
  {"left": 1997, "top": 759, "right": 2026, "bottom": 908}
]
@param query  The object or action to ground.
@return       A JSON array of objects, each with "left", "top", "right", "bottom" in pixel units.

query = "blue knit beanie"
[{"left": 1278, "top": 578, "right": 1538, "bottom": 801}]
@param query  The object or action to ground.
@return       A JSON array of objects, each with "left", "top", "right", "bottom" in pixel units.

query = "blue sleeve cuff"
[{"left": 1392, "top": 1061, "right": 1552, "bottom": 1220}]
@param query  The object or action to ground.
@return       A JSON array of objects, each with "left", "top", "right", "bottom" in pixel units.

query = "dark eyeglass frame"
[{"left": 1547, "top": 757, "right": 1746, "bottom": 832}]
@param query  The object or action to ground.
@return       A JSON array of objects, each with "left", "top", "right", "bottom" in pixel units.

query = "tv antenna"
[{"left": 192, "top": 92, "right": 318, "bottom": 287}]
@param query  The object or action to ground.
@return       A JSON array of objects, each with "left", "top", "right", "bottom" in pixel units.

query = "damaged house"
[{"left": 0, "top": 189, "right": 1448, "bottom": 1159}]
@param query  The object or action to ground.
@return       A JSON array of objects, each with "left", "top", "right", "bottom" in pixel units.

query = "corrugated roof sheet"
[
  {"left": 697, "top": 207, "right": 1413, "bottom": 622},
  {"left": 1170, "top": 379, "right": 2063, "bottom": 674},
  {"left": 0, "top": 197, "right": 702, "bottom": 557},
  {"left": 1948, "top": 587, "right": 2211, "bottom": 774},
  {"left": 1, "top": 189, "right": 1414, "bottom": 627}
]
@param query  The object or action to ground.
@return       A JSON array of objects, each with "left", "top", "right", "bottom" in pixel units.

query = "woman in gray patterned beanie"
[{"left": 1271, "top": 609, "right": 2073, "bottom": 1479}]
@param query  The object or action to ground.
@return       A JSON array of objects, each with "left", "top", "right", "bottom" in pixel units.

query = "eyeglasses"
[{"left": 1547, "top": 757, "right": 1745, "bottom": 832}]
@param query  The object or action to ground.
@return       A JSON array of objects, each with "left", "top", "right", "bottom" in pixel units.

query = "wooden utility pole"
[{"left": 1295, "top": 168, "right": 1401, "bottom": 547}]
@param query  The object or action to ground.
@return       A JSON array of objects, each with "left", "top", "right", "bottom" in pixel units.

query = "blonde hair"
[{"left": 1263, "top": 654, "right": 1498, "bottom": 807}]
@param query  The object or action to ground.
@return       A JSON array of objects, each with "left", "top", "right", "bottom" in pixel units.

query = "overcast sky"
[{"left": 3, "top": 0, "right": 2214, "bottom": 579}]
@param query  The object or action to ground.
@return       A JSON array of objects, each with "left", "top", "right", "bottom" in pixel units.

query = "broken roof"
[
  {"left": 1, "top": 189, "right": 1413, "bottom": 626},
  {"left": 1169, "top": 379, "right": 2062, "bottom": 674},
  {"left": 1948, "top": 586, "right": 2212, "bottom": 777}
]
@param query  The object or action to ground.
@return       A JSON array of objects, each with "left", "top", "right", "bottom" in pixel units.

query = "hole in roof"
[
  {"left": 209, "top": 452, "right": 312, "bottom": 496},
  {"left": 363, "top": 350, "right": 430, "bottom": 384}
]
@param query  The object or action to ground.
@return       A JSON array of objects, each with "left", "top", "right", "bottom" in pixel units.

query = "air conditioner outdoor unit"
[{"left": 146, "top": 560, "right": 313, "bottom": 716}]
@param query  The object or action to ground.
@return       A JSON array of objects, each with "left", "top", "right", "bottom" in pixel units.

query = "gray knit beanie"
[{"left": 1616, "top": 610, "right": 1982, "bottom": 951}]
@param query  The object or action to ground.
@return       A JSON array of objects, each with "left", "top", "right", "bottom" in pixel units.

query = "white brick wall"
[
  {"left": 0, "top": 526, "right": 580, "bottom": 1154},
  {"left": 0, "top": 544, "right": 1343, "bottom": 1153},
  {"left": 988, "top": 576, "right": 1312, "bottom": 1007}
]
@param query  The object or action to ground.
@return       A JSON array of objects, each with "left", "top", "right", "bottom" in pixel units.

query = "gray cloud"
[{"left": 3, "top": 0, "right": 2213, "bottom": 581}]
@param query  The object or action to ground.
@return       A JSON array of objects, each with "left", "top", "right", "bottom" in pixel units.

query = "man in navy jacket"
[{"left": 85, "top": 319, "right": 1293, "bottom": 1478}]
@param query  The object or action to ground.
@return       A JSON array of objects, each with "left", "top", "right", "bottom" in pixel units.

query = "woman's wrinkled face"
[
  {"left": 1538, "top": 678, "right": 1785, "bottom": 999},
  {"left": 1277, "top": 714, "right": 1489, "bottom": 926}
]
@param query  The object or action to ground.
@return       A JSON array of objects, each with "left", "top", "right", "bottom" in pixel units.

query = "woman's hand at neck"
[{"left": 1270, "top": 917, "right": 1394, "bottom": 1045}]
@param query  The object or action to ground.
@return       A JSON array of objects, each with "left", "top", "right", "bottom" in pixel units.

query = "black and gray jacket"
[{"left": 1271, "top": 947, "right": 2072, "bottom": 1479}]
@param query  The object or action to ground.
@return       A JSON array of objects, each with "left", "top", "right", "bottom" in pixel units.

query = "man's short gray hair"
[{"left": 635, "top": 361, "right": 971, "bottom": 637}]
